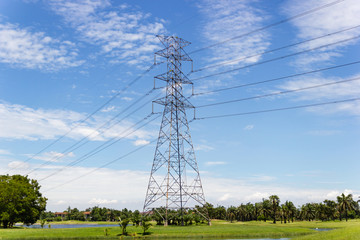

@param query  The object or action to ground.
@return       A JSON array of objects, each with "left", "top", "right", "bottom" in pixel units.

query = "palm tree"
[
  {"left": 260, "top": 198, "right": 271, "bottom": 222},
  {"left": 322, "top": 200, "right": 337, "bottom": 221},
  {"left": 300, "top": 203, "right": 316, "bottom": 221},
  {"left": 337, "top": 193, "right": 356, "bottom": 221},
  {"left": 269, "top": 195, "right": 280, "bottom": 224},
  {"left": 285, "top": 201, "right": 296, "bottom": 223}
]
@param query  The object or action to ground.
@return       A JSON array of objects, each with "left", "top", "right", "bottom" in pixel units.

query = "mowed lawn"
[{"left": 0, "top": 219, "right": 359, "bottom": 239}]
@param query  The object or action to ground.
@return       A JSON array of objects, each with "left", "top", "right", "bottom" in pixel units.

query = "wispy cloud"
[
  {"left": 48, "top": 0, "right": 166, "bottom": 65},
  {"left": 30, "top": 151, "right": 75, "bottom": 162},
  {"left": 194, "top": 144, "right": 214, "bottom": 152},
  {"left": 205, "top": 161, "right": 226, "bottom": 166},
  {"left": 121, "top": 97, "right": 133, "bottom": 102},
  {"left": 0, "top": 101, "right": 152, "bottom": 141},
  {"left": 283, "top": 0, "right": 360, "bottom": 69},
  {"left": 306, "top": 130, "right": 342, "bottom": 136},
  {"left": 198, "top": 0, "right": 270, "bottom": 67},
  {"left": 0, "top": 22, "right": 83, "bottom": 71},
  {"left": 278, "top": 74, "right": 360, "bottom": 115},
  {"left": 7, "top": 161, "right": 30, "bottom": 170},
  {"left": 244, "top": 125, "right": 254, "bottom": 130},
  {"left": 0, "top": 149, "right": 11, "bottom": 155},
  {"left": 88, "top": 198, "right": 118, "bottom": 205},
  {"left": 133, "top": 139, "right": 150, "bottom": 146},
  {"left": 100, "top": 106, "right": 116, "bottom": 113}
]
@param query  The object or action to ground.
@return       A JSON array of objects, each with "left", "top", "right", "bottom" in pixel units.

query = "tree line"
[
  {"left": 203, "top": 194, "right": 359, "bottom": 223},
  {"left": 1, "top": 174, "right": 359, "bottom": 228}
]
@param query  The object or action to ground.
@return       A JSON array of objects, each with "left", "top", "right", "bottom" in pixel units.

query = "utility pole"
[{"left": 143, "top": 36, "right": 209, "bottom": 226}]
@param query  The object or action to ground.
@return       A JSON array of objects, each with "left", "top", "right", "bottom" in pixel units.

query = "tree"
[
  {"left": 131, "top": 210, "right": 141, "bottom": 226},
  {"left": 269, "top": 195, "right": 280, "bottom": 224},
  {"left": 140, "top": 216, "right": 152, "bottom": 235},
  {"left": 90, "top": 206, "right": 108, "bottom": 221},
  {"left": 260, "top": 198, "right": 271, "bottom": 222},
  {"left": 337, "top": 193, "right": 356, "bottom": 221},
  {"left": 119, "top": 217, "right": 130, "bottom": 235},
  {"left": 323, "top": 200, "right": 337, "bottom": 221},
  {"left": 0, "top": 175, "right": 47, "bottom": 228},
  {"left": 300, "top": 203, "right": 316, "bottom": 221},
  {"left": 284, "top": 201, "right": 296, "bottom": 223}
]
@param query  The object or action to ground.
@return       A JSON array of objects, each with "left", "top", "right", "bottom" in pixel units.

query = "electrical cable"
[
  {"left": 5, "top": 63, "right": 161, "bottom": 174},
  {"left": 196, "top": 76, "right": 360, "bottom": 108},
  {"left": 191, "top": 60, "right": 360, "bottom": 97},
  {"left": 188, "top": 0, "right": 346, "bottom": 55},
  {"left": 38, "top": 113, "right": 161, "bottom": 182},
  {"left": 25, "top": 90, "right": 162, "bottom": 175},
  {"left": 194, "top": 97, "right": 360, "bottom": 120},
  {"left": 43, "top": 138, "right": 157, "bottom": 192},
  {"left": 190, "top": 24, "right": 360, "bottom": 74},
  {"left": 190, "top": 34, "right": 360, "bottom": 81}
]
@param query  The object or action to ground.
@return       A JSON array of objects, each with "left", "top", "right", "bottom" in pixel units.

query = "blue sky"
[{"left": 1, "top": 0, "right": 360, "bottom": 212}]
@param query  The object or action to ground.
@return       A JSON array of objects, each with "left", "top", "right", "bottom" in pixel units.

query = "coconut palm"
[
  {"left": 300, "top": 203, "right": 316, "bottom": 221},
  {"left": 285, "top": 201, "right": 296, "bottom": 223},
  {"left": 269, "top": 195, "right": 280, "bottom": 224},
  {"left": 337, "top": 193, "right": 356, "bottom": 221}
]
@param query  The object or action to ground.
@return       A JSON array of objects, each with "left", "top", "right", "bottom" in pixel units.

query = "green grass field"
[{"left": 0, "top": 219, "right": 359, "bottom": 240}]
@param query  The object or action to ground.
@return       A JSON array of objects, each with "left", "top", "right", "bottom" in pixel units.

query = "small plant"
[
  {"left": 140, "top": 216, "right": 152, "bottom": 235},
  {"left": 104, "top": 228, "right": 110, "bottom": 236},
  {"left": 40, "top": 219, "right": 47, "bottom": 228},
  {"left": 118, "top": 217, "right": 130, "bottom": 235}
]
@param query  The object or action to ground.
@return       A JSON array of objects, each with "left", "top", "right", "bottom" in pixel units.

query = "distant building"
[
  {"left": 54, "top": 212, "right": 68, "bottom": 220},
  {"left": 83, "top": 211, "right": 91, "bottom": 220}
]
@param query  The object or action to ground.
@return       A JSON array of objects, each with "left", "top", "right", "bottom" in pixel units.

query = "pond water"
[
  {"left": 222, "top": 239, "right": 290, "bottom": 240},
  {"left": 15, "top": 224, "right": 118, "bottom": 229},
  {"left": 313, "top": 228, "right": 333, "bottom": 231}
]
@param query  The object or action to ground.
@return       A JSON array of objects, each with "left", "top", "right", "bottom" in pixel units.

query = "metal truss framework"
[{"left": 143, "top": 36, "right": 208, "bottom": 225}]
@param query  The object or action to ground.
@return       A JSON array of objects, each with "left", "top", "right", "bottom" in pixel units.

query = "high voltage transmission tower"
[{"left": 143, "top": 36, "right": 209, "bottom": 226}]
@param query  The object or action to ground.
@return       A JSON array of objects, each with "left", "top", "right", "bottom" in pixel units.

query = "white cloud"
[
  {"left": 54, "top": 200, "right": 66, "bottom": 205},
  {"left": 0, "top": 101, "right": 152, "bottom": 141},
  {"left": 7, "top": 161, "right": 30, "bottom": 170},
  {"left": 202, "top": 176, "right": 359, "bottom": 206},
  {"left": 284, "top": 0, "right": 360, "bottom": 68},
  {"left": 278, "top": 74, "right": 360, "bottom": 115},
  {"left": 48, "top": 0, "right": 166, "bottom": 65},
  {"left": 0, "top": 149, "right": 11, "bottom": 155},
  {"left": 31, "top": 151, "right": 75, "bottom": 162},
  {"left": 306, "top": 130, "right": 341, "bottom": 136},
  {"left": 88, "top": 198, "right": 118, "bottom": 205},
  {"left": 205, "top": 161, "right": 226, "bottom": 166},
  {"left": 198, "top": 0, "right": 270, "bottom": 67},
  {"left": 0, "top": 22, "right": 83, "bottom": 70},
  {"left": 244, "top": 125, "right": 254, "bottom": 130},
  {"left": 133, "top": 139, "right": 150, "bottom": 146},
  {"left": 4, "top": 162, "right": 357, "bottom": 211},
  {"left": 121, "top": 97, "right": 133, "bottom": 102},
  {"left": 100, "top": 106, "right": 116, "bottom": 113},
  {"left": 194, "top": 144, "right": 214, "bottom": 152}
]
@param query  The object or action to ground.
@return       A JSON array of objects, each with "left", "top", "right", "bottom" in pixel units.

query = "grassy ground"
[{"left": 0, "top": 219, "right": 359, "bottom": 239}]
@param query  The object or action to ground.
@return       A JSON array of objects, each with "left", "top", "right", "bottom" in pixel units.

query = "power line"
[
  {"left": 25, "top": 90, "right": 162, "bottom": 175},
  {"left": 191, "top": 60, "right": 360, "bottom": 97},
  {"left": 196, "top": 76, "right": 360, "bottom": 108},
  {"left": 43, "top": 138, "right": 157, "bottom": 192},
  {"left": 5, "top": 63, "right": 161, "bottom": 174},
  {"left": 194, "top": 97, "right": 360, "bottom": 120},
  {"left": 190, "top": 34, "right": 360, "bottom": 81},
  {"left": 191, "top": 24, "right": 360, "bottom": 74},
  {"left": 188, "top": 0, "right": 346, "bottom": 55},
  {"left": 38, "top": 113, "right": 161, "bottom": 182}
]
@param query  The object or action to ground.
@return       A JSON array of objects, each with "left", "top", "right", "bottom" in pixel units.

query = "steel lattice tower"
[{"left": 143, "top": 36, "right": 208, "bottom": 226}]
